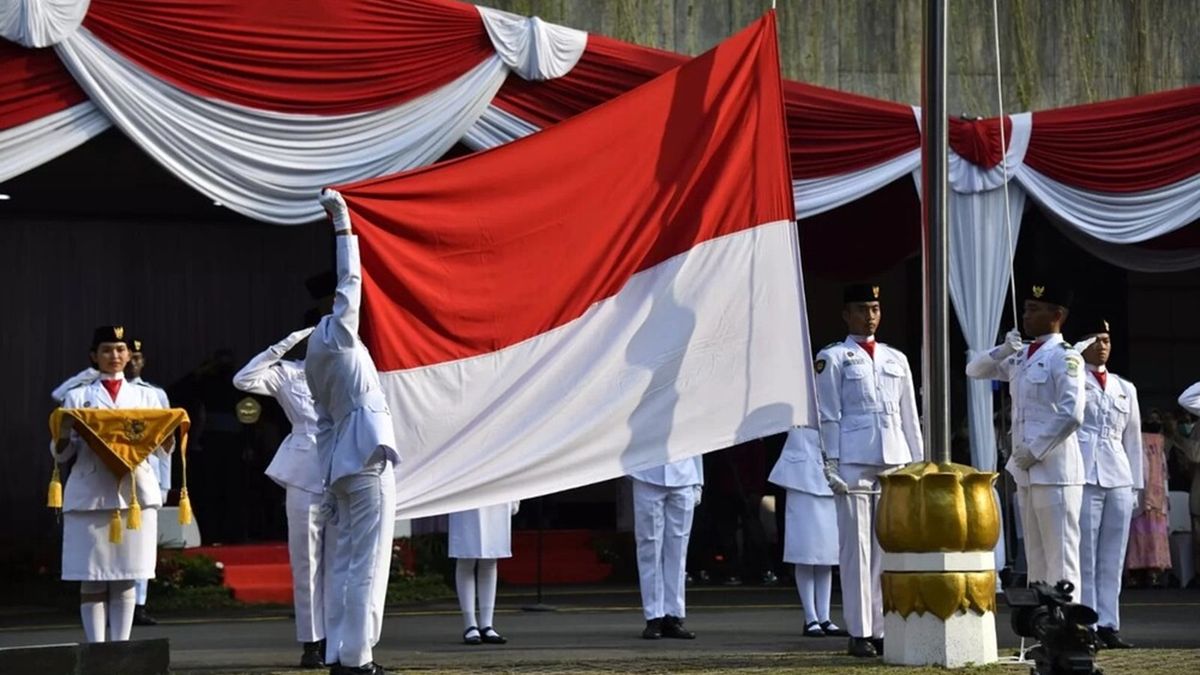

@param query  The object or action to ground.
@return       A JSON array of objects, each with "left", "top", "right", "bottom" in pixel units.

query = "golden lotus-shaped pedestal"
[{"left": 876, "top": 461, "right": 1000, "bottom": 553}]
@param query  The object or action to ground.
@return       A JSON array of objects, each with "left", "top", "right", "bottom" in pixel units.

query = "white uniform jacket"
[
  {"left": 233, "top": 350, "right": 325, "bottom": 495},
  {"left": 814, "top": 337, "right": 922, "bottom": 466},
  {"left": 768, "top": 426, "right": 832, "bottom": 496},
  {"left": 966, "top": 334, "right": 1085, "bottom": 486},
  {"left": 131, "top": 377, "right": 172, "bottom": 493},
  {"left": 1078, "top": 368, "right": 1143, "bottom": 490},
  {"left": 629, "top": 456, "right": 703, "bottom": 488},
  {"left": 54, "top": 376, "right": 168, "bottom": 512},
  {"left": 305, "top": 235, "right": 399, "bottom": 486}
]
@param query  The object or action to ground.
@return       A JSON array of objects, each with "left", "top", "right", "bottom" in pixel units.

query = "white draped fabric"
[
  {"left": 0, "top": 100, "right": 109, "bottom": 182},
  {"left": 0, "top": 0, "right": 88, "bottom": 47},
  {"left": 462, "top": 104, "right": 539, "bottom": 150},
  {"left": 55, "top": 27, "right": 509, "bottom": 224},
  {"left": 477, "top": 6, "right": 587, "bottom": 81},
  {"left": 1055, "top": 220, "right": 1200, "bottom": 273},
  {"left": 792, "top": 149, "right": 920, "bottom": 220}
]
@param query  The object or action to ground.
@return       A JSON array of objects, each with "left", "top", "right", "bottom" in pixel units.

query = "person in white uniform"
[
  {"left": 306, "top": 189, "right": 400, "bottom": 675},
  {"left": 630, "top": 456, "right": 703, "bottom": 640},
  {"left": 53, "top": 326, "right": 168, "bottom": 643},
  {"left": 126, "top": 337, "right": 171, "bottom": 627},
  {"left": 234, "top": 324, "right": 333, "bottom": 668},
  {"left": 1072, "top": 319, "right": 1142, "bottom": 649},
  {"left": 449, "top": 502, "right": 518, "bottom": 645},
  {"left": 768, "top": 427, "right": 846, "bottom": 638},
  {"left": 966, "top": 282, "right": 1086, "bottom": 598},
  {"left": 816, "top": 283, "right": 922, "bottom": 658}
]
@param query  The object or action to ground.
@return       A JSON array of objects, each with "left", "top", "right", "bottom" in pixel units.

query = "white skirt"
[
  {"left": 783, "top": 491, "right": 839, "bottom": 566},
  {"left": 62, "top": 509, "right": 158, "bottom": 581},
  {"left": 448, "top": 504, "right": 512, "bottom": 559}
]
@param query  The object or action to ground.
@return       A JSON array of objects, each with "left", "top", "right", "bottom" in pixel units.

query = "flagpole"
[{"left": 920, "top": 0, "right": 950, "bottom": 464}]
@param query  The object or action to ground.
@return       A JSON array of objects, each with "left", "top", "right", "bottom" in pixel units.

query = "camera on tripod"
[{"left": 1004, "top": 580, "right": 1102, "bottom": 675}]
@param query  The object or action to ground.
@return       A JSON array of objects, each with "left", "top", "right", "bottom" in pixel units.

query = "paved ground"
[{"left": 1, "top": 585, "right": 1198, "bottom": 673}]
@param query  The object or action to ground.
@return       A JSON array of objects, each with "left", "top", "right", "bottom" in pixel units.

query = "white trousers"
[
  {"left": 835, "top": 463, "right": 885, "bottom": 639},
  {"left": 325, "top": 459, "right": 396, "bottom": 668},
  {"left": 1018, "top": 484, "right": 1083, "bottom": 596},
  {"left": 287, "top": 486, "right": 333, "bottom": 643},
  {"left": 134, "top": 578, "right": 148, "bottom": 606},
  {"left": 632, "top": 480, "right": 695, "bottom": 620},
  {"left": 1078, "top": 484, "right": 1133, "bottom": 629}
]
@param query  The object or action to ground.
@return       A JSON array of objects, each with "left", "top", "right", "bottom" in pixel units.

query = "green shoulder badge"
[
  {"left": 1065, "top": 355, "right": 1081, "bottom": 377},
  {"left": 815, "top": 358, "right": 827, "bottom": 374}
]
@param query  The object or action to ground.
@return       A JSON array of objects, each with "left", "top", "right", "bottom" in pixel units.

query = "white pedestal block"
[{"left": 883, "top": 609, "right": 998, "bottom": 668}]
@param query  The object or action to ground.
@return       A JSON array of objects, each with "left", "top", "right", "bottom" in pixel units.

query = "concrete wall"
[{"left": 484, "top": 0, "right": 1200, "bottom": 112}]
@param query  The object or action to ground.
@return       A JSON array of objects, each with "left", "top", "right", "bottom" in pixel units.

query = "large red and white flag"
[{"left": 336, "top": 13, "right": 817, "bottom": 518}]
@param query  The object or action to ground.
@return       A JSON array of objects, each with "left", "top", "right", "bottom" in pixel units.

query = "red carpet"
[{"left": 182, "top": 530, "right": 613, "bottom": 604}]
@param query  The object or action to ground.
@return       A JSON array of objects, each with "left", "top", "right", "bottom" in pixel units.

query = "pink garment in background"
[{"left": 1126, "top": 432, "right": 1172, "bottom": 571}]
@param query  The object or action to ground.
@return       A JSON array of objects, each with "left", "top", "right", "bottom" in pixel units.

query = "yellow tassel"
[
  {"left": 178, "top": 488, "right": 193, "bottom": 525},
  {"left": 127, "top": 503, "right": 142, "bottom": 530},
  {"left": 47, "top": 465, "right": 63, "bottom": 509},
  {"left": 109, "top": 510, "right": 123, "bottom": 544}
]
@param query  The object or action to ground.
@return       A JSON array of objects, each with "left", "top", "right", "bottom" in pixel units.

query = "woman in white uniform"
[
  {"left": 768, "top": 427, "right": 847, "bottom": 637},
  {"left": 54, "top": 326, "right": 166, "bottom": 642},
  {"left": 449, "top": 502, "right": 517, "bottom": 645}
]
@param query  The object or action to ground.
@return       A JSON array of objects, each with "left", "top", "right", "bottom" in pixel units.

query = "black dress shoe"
[
  {"left": 662, "top": 615, "right": 696, "bottom": 639},
  {"left": 642, "top": 618, "right": 663, "bottom": 639},
  {"left": 301, "top": 641, "right": 324, "bottom": 668},
  {"left": 871, "top": 637, "right": 884, "bottom": 655},
  {"left": 463, "top": 626, "right": 482, "bottom": 645},
  {"left": 480, "top": 626, "right": 507, "bottom": 644},
  {"left": 803, "top": 621, "right": 825, "bottom": 637},
  {"left": 132, "top": 606, "right": 157, "bottom": 626},
  {"left": 847, "top": 637, "right": 878, "bottom": 658},
  {"left": 1096, "top": 627, "right": 1133, "bottom": 649},
  {"left": 330, "top": 663, "right": 385, "bottom": 675},
  {"left": 820, "top": 621, "right": 848, "bottom": 637}
]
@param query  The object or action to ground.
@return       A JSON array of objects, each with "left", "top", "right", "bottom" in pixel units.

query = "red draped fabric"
[
  {"left": 0, "top": 41, "right": 87, "bottom": 131},
  {"left": 494, "top": 33, "right": 920, "bottom": 179},
  {"left": 82, "top": 0, "right": 495, "bottom": 115},
  {"left": 1024, "top": 86, "right": 1200, "bottom": 192},
  {"left": 948, "top": 116, "right": 1013, "bottom": 170}
]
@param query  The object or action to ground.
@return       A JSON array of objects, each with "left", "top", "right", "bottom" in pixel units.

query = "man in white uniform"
[
  {"left": 127, "top": 337, "right": 171, "bottom": 627},
  {"left": 234, "top": 325, "right": 331, "bottom": 668},
  {"left": 630, "top": 456, "right": 703, "bottom": 640},
  {"left": 966, "top": 282, "right": 1085, "bottom": 597},
  {"left": 306, "top": 189, "right": 399, "bottom": 675},
  {"left": 54, "top": 326, "right": 168, "bottom": 642},
  {"left": 816, "top": 283, "right": 922, "bottom": 658},
  {"left": 1073, "top": 319, "right": 1142, "bottom": 649}
]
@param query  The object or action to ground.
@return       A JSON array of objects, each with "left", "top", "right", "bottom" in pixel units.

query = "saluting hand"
[{"left": 319, "top": 188, "right": 351, "bottom": 232}]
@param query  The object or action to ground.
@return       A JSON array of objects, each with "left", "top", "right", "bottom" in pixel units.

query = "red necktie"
[
  {"left": 857, "top": 341, "right": 876, "bottom": 360},
  {"left": 1093, "top": 371, "right": 1107, "bottom": 389},
  {"left": 100, "top": 379, "right": 122, "bottom": 402},
  {"left": 1026, "top": 341, "right": 1044, "bottom": 360}
]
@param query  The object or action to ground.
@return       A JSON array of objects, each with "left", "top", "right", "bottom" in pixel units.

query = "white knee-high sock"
[
  {"left": 80, "top": 581, "right": 108, "bottom": 643},
  {"left": 794, "top": 564, "right": 819, "bottom": 624},
  {"left": 814, "top": 565, "right": 834, "bottom": 623},
  {"left": 456, "top": 559, "right": 478, "bottom": 630},
  {"left": 107, "top": 580, "right": 138, "bottom": 641},
  {"left": 477, "top": 559, "right": 499, "bottom": 629}
]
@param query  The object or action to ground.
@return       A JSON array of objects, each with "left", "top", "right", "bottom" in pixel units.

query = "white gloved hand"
[
  {"left": 1013, "top": 448, "right": 1038, "bottom": 470},
  {"left": 1003, "top": 329, "right": 1024, "bottom": 354},
  {"left": 317, "top": 491, "right": 338, "bottom": 526},
  {"left": 693, "top": 485, "right": 703, "bottom": 506},
  {"left": 273, "top": 326, "right": 315, "bottom": 355},
  {"left": 1072, "top": 336, "right": 1097, "bottom": 354},
  {"left": 823, "top": 459, "right": 849, "bottom": 495},
  {"left": 1131, "top": 488, "right": 1142, "bottom": 510},
  {"left": 510, "top": 501, "right": 521, "bottom": 517},
  {"left": 319, "top": 188, "right": 350, "bottom": 232}
]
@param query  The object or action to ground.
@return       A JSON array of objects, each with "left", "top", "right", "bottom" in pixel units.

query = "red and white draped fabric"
[
  {"left": 335, "top": 14, "right": 814, "bottom": 517},
  {"left": 0, "top": 0, "right": 586, "bottom": 222},
  {"left": 5, "top": 1, "right": 1200, "bottom": 475}
]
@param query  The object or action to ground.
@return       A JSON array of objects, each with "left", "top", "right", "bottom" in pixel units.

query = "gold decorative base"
[
  {"left": 882, "top": 571, "right": 997, "bottom": 621},
  {"left": 877, "top": 461, "right": 1000, "bottom": 553}
]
